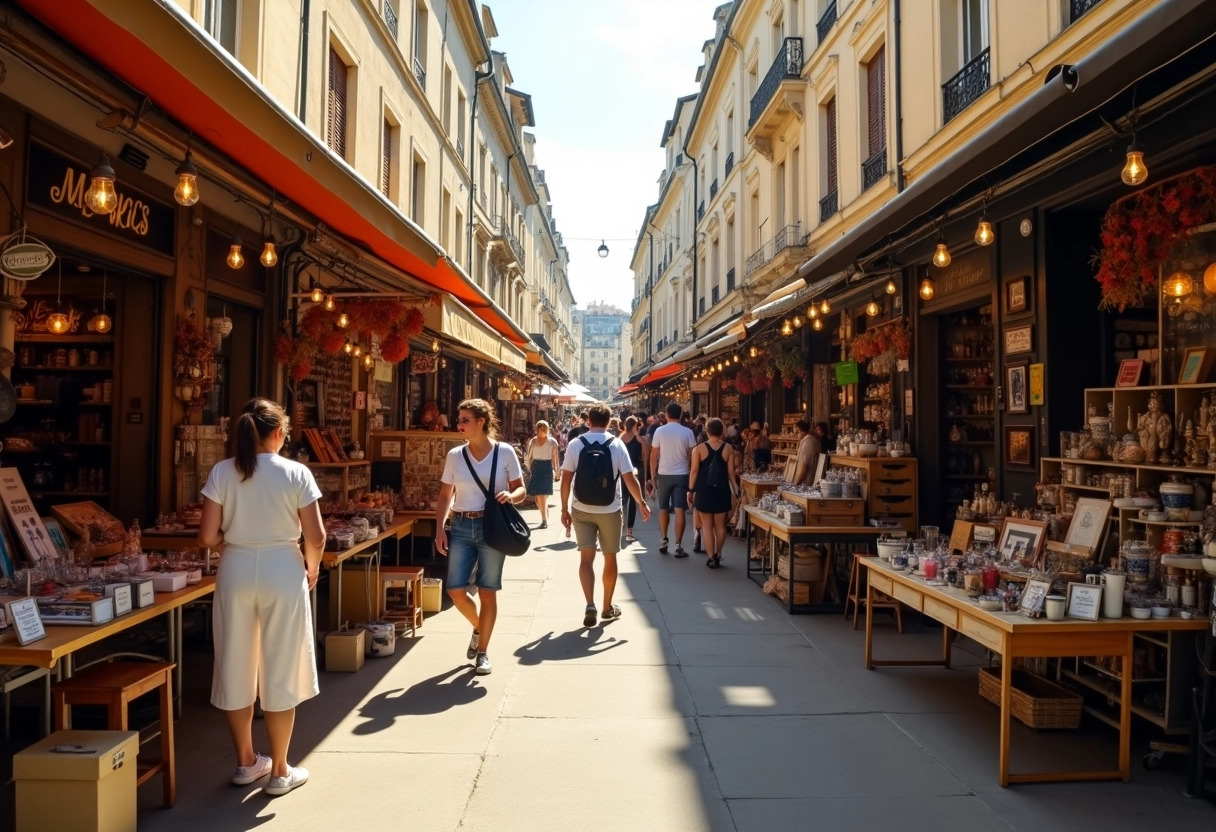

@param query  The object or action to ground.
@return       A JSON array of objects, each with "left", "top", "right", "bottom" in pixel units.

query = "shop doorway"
[{"left": 203, "top": 296, "right": 260, "bottom": 427}]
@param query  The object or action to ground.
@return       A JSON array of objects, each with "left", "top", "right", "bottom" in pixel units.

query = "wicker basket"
[{"left": 977, "top": 666, "right": 1083, "bottom": 730}]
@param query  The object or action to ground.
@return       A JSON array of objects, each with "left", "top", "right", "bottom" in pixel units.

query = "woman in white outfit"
[{"left": 199, "top": 398, "right": 327, "bottom": 797}]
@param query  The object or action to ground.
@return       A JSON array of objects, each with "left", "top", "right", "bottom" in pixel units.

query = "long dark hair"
[{"left": 235, "top": 397, "right": 290, "bottom": 480}]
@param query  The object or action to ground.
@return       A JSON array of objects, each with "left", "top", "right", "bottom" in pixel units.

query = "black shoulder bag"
[{"left": 462, "top": 443, "right": 531, "bottom": 556}]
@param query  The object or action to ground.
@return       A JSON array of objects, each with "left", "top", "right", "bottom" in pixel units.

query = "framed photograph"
[
  {"left": 5, "top": 597, "right": 47, "bottom": 645},
  {"left": 1066, "top": 581, "right": 1102, "bottom": 621},
  {"left": 1006, "top": 363, "right": 1029, "bottom": 414},
  {"left": 1019, "top": 579, "right": 1052, "bottom": 619},
  {"left": 997, "top": 517, "right": 1048, "bottom": 568},
  {"left": 1029, "top": 363, "right": 1044, "bottom": 406},
  {"left": 1178, "top": 347, "right": 1214, "bottom": 384},
  {"left": 1116, "top": 358, "right": 1146, "bottom": 387},
  {"left": 1005, "top": 276, "right": 1030, "bottom": 315},
  {"left": 1064, "top": 497, "right": 1112, "bottom": 554},
  {"left": 1004, "top": 425, "right": 1035, "bottom": 468},
  {"left": 1003, "top": 324, "right": 1033, "bottom": 356}
]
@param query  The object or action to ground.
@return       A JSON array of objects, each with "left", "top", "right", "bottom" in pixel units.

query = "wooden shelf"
[
  {"left": 28, "top": 490, "right": 109, "bottom": 498},
  {"left": 16, "top": 334, "right": 114, "bottom": 344},
  {"left": 945, "top": 441, "right": 993, "bottom": 446},
  {"left": 1128, "top": 518, "right": 1201, "bottom": 527},
  {"left": 1043, "top": 456, "right": 1216, "bottom": 476},
  {"left": 946, "top": 414, "right": 995, "bottom": 420},
  {"left": 944, "top": 357, "right": 996, "bottom": 363},
  {"left": 16, "top": 366, "right": 113, "bottom": 372},
  {"left": 1059, "top": 482, "right": 1115, "bottom": 493},
  {"left": 304, "top": 460, "right": 371, "bottom": 468},
  {"left": 945, "top": 385, "right": 993, "bottom": 390}
]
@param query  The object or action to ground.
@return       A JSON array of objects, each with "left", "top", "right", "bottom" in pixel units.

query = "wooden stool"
[
  {"left": 380, "top": 566, "right": 425, "bottom": 637},
  {"left": 52, "top": 661, "right": 176, "bottom": 808},
  {"left": 845, "top": 554, "right": 903, "bottom": 633}
]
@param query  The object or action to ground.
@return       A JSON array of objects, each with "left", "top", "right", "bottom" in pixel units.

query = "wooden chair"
[
  {"left": 52, "top": 661, "right": 176, "bottom": 808},
  {"left": 845, "top": 553, "right": 903, "bottom": 633},
  {"left": 379, "top": 566, "right": 425, "bottom": 637}
]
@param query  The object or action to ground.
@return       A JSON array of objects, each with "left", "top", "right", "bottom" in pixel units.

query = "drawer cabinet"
[{"left": 830, "top": 457, "right": 919, "bottom": 534}]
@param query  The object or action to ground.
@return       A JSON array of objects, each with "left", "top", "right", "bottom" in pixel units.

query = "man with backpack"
[
  {"left": 647, "top": 401, "right": 697, "bottom": 557},
  {"left": 560, "top": 404, "right": 650, "bottom": 627}
]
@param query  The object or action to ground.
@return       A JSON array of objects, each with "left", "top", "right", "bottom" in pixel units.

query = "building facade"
[{"left": 574, "top": 304, "right": 632, "bottom": 403}]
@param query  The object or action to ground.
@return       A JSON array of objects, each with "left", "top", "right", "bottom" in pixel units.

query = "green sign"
[{"left": 835, "top": 360, "right": 859, "bottom": 386}]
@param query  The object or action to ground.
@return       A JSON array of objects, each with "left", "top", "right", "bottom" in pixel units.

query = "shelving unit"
[
  {"left": 939, "top": 306, "right": 996, "bottom": 520},
  {"left": 306, "top": 460, "right": 371, "bottom": 500}
]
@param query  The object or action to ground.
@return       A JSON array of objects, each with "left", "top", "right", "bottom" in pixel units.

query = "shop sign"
[
  {"left": 26, "top": 141, "right": 176, "bottom": 257},
  {"left": 0, "top": 235, "right": 55, "bottom": 281},
  {"left": 834, "top": 360, "right": 859, "bottom": 385},
  {"left": 933, "top": 248, "right": 989, "bottom": 298},
  {"left": 690, "top": 379, "right": 710, "bottom": 393}
]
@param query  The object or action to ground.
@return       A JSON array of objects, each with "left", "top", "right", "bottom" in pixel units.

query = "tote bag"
[{"left": 462, "top": 444, "right": 531, "bottom": 556}]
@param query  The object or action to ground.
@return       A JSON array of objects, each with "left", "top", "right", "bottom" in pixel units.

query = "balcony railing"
[
  {"left": 413, "top": 55, "right": 426, "bottom": 90},
  {"left": 816, "top": 1, "right": 837, "bottom": 45},
  {"left": 726, "top": 267, "right": 736, "bottom": 293},
  {"left": 749, "top": 37, "right": 803, "bottom": 127},
  {"left": 711, "top": 285, "right": 720, "bottom": 306},
  {"left": 942, "top": 47, "right": 990, "bottom": 125},
  {"left": 384, "top": 0, "right": 399, "bottom": 40},
  {"left": 491, "top": 214, "right": 525, "bottom": 265},
  {"left": 1070, "top": 0, "right": 1104, "bottom": 23},
  {"left": 745, "top": 223, "right": 805, "bottom": 277},
  {"left": 725, "top": 151, "right": 734, "bottom": 177},
  {"left": 819, "top": 190, "right": 838, "bottom": 223},
  {"left": 710, "top": 179, "right": 719, "bottom": 200},
  {"left": 862, "top": 148, "right": 887, "bottom": 191},
  {"left": 697, "top": 201, "right": 706, "bottom": 222},
  {"left": 456, "top": 138, "right": 465, "bottom": 160}
]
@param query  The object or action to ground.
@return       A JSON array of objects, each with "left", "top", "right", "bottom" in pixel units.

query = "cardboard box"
[
  {"left": 325, "top": 629, "right": 365, "bottom": 672},
  {"left": 15, "top": 729, "right": 139, "bottom": 832},
  {"left": 420, "top": 579, "right": 443, "bottom": 613},
  {"left": 138, "top": 571, "right": 188, "bottom": 592}
]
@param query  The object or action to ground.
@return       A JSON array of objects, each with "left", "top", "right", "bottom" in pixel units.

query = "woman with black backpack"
[{"left": 687, "top": 417, "right": 739, "bottom": 569}]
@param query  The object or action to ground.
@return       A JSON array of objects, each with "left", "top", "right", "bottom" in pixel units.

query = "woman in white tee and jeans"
[
  {"left": 199, "top": 397, "right": 326, "bottom": 797},
  {"left": 435, "top": 398, "right": 526, "bottom": 676}
]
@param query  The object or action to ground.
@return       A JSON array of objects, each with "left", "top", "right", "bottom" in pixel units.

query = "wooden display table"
[
  {"left": 862, "top": 557, "right": 1208, "bottom": 786},
  {"left": 740, "top": 475, "right": 783, "bottom": 505},
  {"left": 318, "top": 519, "right": 416, "bottom": 633},
  {"left": 777, "top": 490, "right": 866, "bottom": 526}
]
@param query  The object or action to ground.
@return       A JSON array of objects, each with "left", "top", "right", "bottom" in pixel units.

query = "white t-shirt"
[
  {"left": 561, "top": 430, "right": 635, "bottom": 514},
  {"left": 651, "top": 422, "right": 697, "bottom": 476},
  {"left": 526, "top": 436, "right": 557, "bottom": 460},
  {"left": 441, "top": 442, "right": 524, "bottom": 512},
  {"left": 201, "top": 454, "right": 323, "bottom": 547}
]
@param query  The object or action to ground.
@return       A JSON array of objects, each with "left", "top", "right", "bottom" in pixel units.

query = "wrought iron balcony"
[
  {"left": 384, "top": 0, "right": 399, "bottom": 40},
  {"left": 862, "top": 148, "right": 887, "bottom": 191},
  {"left": 774, "top": 224, "right": 803, "bottom": 253},
  {"left": 710, "top": 179, "right": 718, "bottom": 200},
  {"left": 413, "top": 55, "right": 426, "bottom": 90},
  {"left": 745, "top": 223, "right": 806, "bottom": 277},
  {"left": 749, "top": 37, "right": 803, "bottom": 128},
  {"left": 942, "top": 47, "right": 990, "bottom": 125},
  {"left": 726, "top": 267, "right": 736, "bottom": 293},
  {"left": 819, "top": 190, "right": 838, "bottom": 223},
  {"left": 816, "top": 1, "right": 837, "bottom": 45},
  {"left": 1070, "top": 0, "right": 1104, "bottom": 22},
  {"left": 489, "top": 214, "right": 525, "bottom": 266},
  {"left": 697, "top": 201, "right": 706, "bottom": 223},
  {"left": 725, "top": 151, "right": 734, "bottom": 177},
  {"left": 711, "top": 285, "right": 720, "bottom": 306}
]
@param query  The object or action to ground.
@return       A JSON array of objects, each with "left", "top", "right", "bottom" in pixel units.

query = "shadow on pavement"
[
  {"left": 514, "top": 628, "right": 629, "bottom": 664},
  {"left": 352, "top": 666, "right": 488, "bottom": 734}
]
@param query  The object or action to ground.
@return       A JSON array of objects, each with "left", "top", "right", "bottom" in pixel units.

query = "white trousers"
[{"left": 211, "top": 543, "right": 319, "bottom": 712}]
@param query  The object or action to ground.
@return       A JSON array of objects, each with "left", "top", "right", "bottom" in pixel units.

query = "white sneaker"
[
  {"left": 264, "top": 765, "right": 310, "bottom": 796},
  {"left": 231, "top": 753, "right": 271, "bottom": 785},
  {"left": 474, "top": 653, "right": 493, "bottom": 675}
]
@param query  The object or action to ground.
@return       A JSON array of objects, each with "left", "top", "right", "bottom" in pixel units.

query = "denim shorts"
[
  {"left": 656, "top": 474, "right": 689, "bottom": 512},
  {"left": 446, "top": 515, "right": 507, "bottom": 591}
]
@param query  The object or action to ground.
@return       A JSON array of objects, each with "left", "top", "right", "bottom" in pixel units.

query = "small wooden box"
[{"left": 325, "top": 629, "right": 366, "bottom": 672}]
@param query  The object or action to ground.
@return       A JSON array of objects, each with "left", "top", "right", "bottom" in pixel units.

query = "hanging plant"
[
  {"left": 769, "top": 350, "right": 808, "bottom": 389},
  {"left": 380, "top": 330, "right": 410, "bottom": 363},
  {"left": 1092, "top": 165, "right": 1216, "bottom": 311},
  {"left": 851, "top": 318, "right": 911, "bottom": 363},
  {"left": 276, "top": 296, "right": 430, "bottom": 379}
]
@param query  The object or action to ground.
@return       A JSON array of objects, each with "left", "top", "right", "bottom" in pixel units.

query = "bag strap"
[{"left": 461, "top": 445, "right": 496, "bottom": 500}]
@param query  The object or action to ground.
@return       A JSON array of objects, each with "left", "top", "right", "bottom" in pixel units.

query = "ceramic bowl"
[
  {"left": 1130, "top": 606, "right": 1152, "bottom": 620},
  {"left": 1144, "top": 511, "right": 1167, "bottom": 522},
  {"left": 856, "top": 443, "right": 880, "bottom": 457},
  {"left": 1151, "top": 605, "right": 1172, "bottom": 618},
  {"left": 978, "top": 596, "right": 1003, "bottom": 611}
]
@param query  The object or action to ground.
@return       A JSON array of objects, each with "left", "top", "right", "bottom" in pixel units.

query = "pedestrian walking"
[
  {"left": 199, "top": 397, "right": 325, "bottom": 796},
  {"left": 567, "top": 411, "right": 590, "bottom": 442},
  {"left": 560, "top": 404, "right": 649, "bottom": 626},
  {"left": 750, "top": 421, "right": 772, "bottom": 471},
  {"left": 524, "top": 420, "right": 560, "bottom": 529},
  {"left": 792, "top": 419, "right": 822, "bottom": 486},
  {"left": 435, "top": 398, "right": 526, "bottom": 676},
  {"left": 648, "top": 401, "right": 697, "bottom": 557},
  {"left": 620, "top": 415, "right": 649, "bottom": 542},
  {"left": 688, "top": 418, "right": 739, "bottom": 569}
]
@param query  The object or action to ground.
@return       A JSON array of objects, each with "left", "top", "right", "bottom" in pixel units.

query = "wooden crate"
[{"left": 978, "top": 666, "right": 1083, "bottom": 730}]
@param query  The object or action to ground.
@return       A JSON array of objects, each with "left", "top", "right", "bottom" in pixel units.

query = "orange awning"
[
  {"left": 18, "top": 0, "right": 529, "bottom": 346},
  {"left": 636, "top": 363, "right": 683, "bottom": 387},
  {"left": 617, "top": 383, "right": 639, "bottom": 394}
]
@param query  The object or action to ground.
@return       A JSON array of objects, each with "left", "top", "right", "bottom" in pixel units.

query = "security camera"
[{"left": 1045, "top": 64, "right": 1079, "bottom": 92}]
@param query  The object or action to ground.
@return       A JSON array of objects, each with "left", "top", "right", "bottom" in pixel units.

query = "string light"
[
  {"left": 1164, "top": 272, "right": 1194, "bottom": 298},
  {"left": 88, "top": 270, "right": 112, "bottom": 333},
  {"left": 807, "top": 305, "right": 818, "bottom": 319},
  {"left": 343, "top": 341, "right": 354, "bottom": 355},
  {"left": 352, "top": 344, "right": 362, "bottom": 356},
  {"left": 84, "top": 152, "right": 117, "bottom": 215},
  {"left": 812, "top": 316, "right": 823, "bottom": 331},
  {"left": 226, "top": 233, "right": 244, "bottom": 269},
  {"left": 310, "top": 284, "right": 325, "bottom": 304},
  {"left": 363, "top": 352, "right": 375, "bottom": 369},
  {"left": 749, "top": 346, "right": 758, "bottom": 358},
  {"left": 932, "top": 234, "right": 952, "bottom": 268},
  {"left": 260, "top": 235, "right": 278, "bottom": 267},
  {"left": 324, "top": 294, "right": 337, "bottom": 311},
  {"left": 1121, "top": 140, "right": 1148, "bottom": 186},
  {"left": 337, "top": 312, "right": 350, "bottom": 328},
  {"left": 47, "top": 260, "right": 69, "bottom": 334},
  {"left": 781, "top": 319, "right": 793, "bottom": 336},
  {"left": 885, "top": 278, "right": 897, "bottom": 295},
  {"left": 820, "top": 299, "right": 830, "bottom": 315},
  {"left": 793, "top": 315, "right": 803, "bottom": 328},
  {"left": 919, "top": 276, "right": 936, "bottom": 300},
  {"left": 865, "top": 298, "right": 880, "bottom": 317},
  {"left": 974, "top": 215, "right": 994, "bottom": 247}
]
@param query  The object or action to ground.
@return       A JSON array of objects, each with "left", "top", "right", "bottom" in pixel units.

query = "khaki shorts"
[{"left": 572, "top": 507, "right": 622, "bottom": 554}]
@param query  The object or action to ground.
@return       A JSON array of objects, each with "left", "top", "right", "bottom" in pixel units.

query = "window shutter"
[
  {"left": 867, "top": 46, "right": 886, "bottom": 156},
  {"left": 381, "top": 119, "right": 392, "bottom": 197},
  {"left": 328, "top": 47, "right": 347, "bottom": 158},
  {"left": 826, "top": 97, "right": 838, "bottom": 193}
]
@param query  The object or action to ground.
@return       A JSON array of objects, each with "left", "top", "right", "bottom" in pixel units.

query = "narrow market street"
[{"left": 115, "top": 507, "right": 1215, "bottom": 832}]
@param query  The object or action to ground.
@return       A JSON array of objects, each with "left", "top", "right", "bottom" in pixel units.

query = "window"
[
  {"left": 962, "top": 0, "right": 989, "bottom": 63},
  {"left": 381, "top": 117, "right": 396, "bottom": 198},
  {"left": 411, "top": 154, "right": 425, "bottom": 223},
  {"left": 457, "top": 90, "right": 467, "bottom": 153},
  {"left": 327, "top": 47, "right": 350, "bottom": 159},
  {"left": 441, "top": 188, "right": 451, "bottom": 249},
  {"left": 412, "top": 1, "right": 429, "bottom": 87},
  {"left": 790, "top": 145, "right": 801, "bottom": 224},
  {"left": 775, "top": 160, "right": 786, "bottom": 228},
  {"left": 866, "top": 46, "right": 887, "bottom": 157},
  {"left": 454, "top": 208, "right": 464, "bottom": 263},
  {"left": 825, "top": 97, "right": 838, "bottom": 194},
  {"left": 442, "top": 65, "right": 452, "bottom": 133},
  {"left": 204, "top": 0, "right": 238, "bottom": 54}
]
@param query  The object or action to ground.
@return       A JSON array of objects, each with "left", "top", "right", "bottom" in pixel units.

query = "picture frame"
[
  {"left": 1019, "top": 578, "right": 1052, "bottom": 619},
  {"left": 1003, "top": 324, "right": 1033, "bottom": 356},
  {"left": 1005, "top": 276, "right": 1030, "bottom": 315},
  {"left": 1116, "top": 358, "right": 1146, "bottom": 387},
  {"left": 1178, "top": 347, "right": 1214, "bottom": 385},
  {"left": 1029, "top": 363, "right": 1044, "bottom": 406},
  {"left": 1006, "top": 362, "right": 1029, "bottom": 414},
  {"left": 1063, "top": 497, "right": 1112, "bottom": 555},
  {"left": 1004, "top": 425, "right": 1035, "bottom": 468},
  {"left": 997, "top": 516, "right": 1048, "bottom": 569},
  {"left": 5, "top": 597, "right": 47, "bottom": 645},
  {"left": 1066, "top": 581, "right": 1102, "bottom": 621}
]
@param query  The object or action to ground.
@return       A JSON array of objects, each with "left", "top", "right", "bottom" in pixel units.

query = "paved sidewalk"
[{"left": 77, "top": 510, "right": 1216, "bottom": 829}]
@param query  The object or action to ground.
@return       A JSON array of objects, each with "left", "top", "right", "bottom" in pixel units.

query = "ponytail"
[{"left": 234, "top": 397, "right": 290, "bottom": 480}]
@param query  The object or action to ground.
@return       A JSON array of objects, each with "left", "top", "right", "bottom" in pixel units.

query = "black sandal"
[{"left": 706, "top": 555, "right": 720, "bottom": 569}]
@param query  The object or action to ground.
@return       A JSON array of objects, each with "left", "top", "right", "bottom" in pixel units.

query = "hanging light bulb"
[
  {"left": 47, "top": 260, "right": 69, "bottom": 334},
  {"left": 597, "top": 240, "right": 609, "bottom": 258},
  {"left": 343, "top": 341, "right": 354, "bottom": 355},
  {"left": 932, "top": 235, "right": 952, "bottom": 268},
  {"left": 89, "top": 270, "right": 113, "bottom": 333},
  {"left": 793, "top": 315, "right": 803, "bottom": 328},
  {"left": 974, "top": 215, "right": 995, "bottom": 247},
  {"left": 749, "top": 346, "right": 757, "bottom": 358},
  {"left": 717, "top": 361, "right": 724, "bottom": 371},
  {"left": 885, "top": 278, "right": 897, "bottom": 295},
  {"left": 310, "top": 284, "right": 325, "bottom": 304},
  {"left": 260, "top": 234, "right": 278, "bottom": 267},
  {"left": 865, "top": 299, "right": 880, "bottom": 317},
  {"left": 1121, "top": 141, "right": 1148, "bottom": 186},
  {"left": 1204, "top": 262, "right": 1216, "bottom": 295},
  {"left": 173, "top": 151, "right": 200, "bottom": 206},
  {"left": 812, "top": 316, "right": 823, "bottom": 331},
  {"left": 352, "top": 344, "right": 362, "bottom": 357},
  {"left": 226, "top": 233, "right": 244, "bottom": 269},
  {"left": 781, "top": 319, "right": 793, "bottom": 336},
  {"left": 84, "top": 152, "right": 117, "bottom": 215},
  {"left": 733, "top": 354, "right": 739, "bottom": 364},
  {"left": 807, "top": 304, "right": 818, "bottom": 319},
  {"left": 431, "top": 338, "right": 441, "bottom": 353},
  {"left": 337, "top": 312, "right": 350, "bottom": 328},
  {"left": 363, "top": 352, "right": 375, "bottom": 369},
  {"left": 1164, "top": 272, "right": 1194, "bottom": 298},
  {"left": 820, "top": 299, "right": 830, "bottom": 315},
  {"left": 919, "top": 276, "right": 936, "bottom": 300},
  {"left": 324, "top": 294, "right": 337, "bottom": 311}
]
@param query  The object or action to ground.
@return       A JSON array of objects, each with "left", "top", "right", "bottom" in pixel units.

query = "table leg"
[
  {"left": 336, "top": 560, "right": 345, "bottom": 629},
  {"left": 173, "top": 607, "right": 183, "bottom": 719},
  {"left": 1119, "top": 631, "right": 1133, "bottom": 781},
  {"left": 942, "top": 623, "right": 952, "bottom": 670},
  {"left": 999, "top": 651, "right": 1013, "bottom": 787},
  {"left": 864, "top": 576, "right": 874, "bottom": 669}
]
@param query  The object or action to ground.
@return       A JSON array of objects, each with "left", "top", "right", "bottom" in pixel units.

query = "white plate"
[{"left": 1131, "top": 497, "right": 1157, "bottom": 508}]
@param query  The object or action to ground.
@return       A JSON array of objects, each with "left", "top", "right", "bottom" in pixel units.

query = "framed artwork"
[
  {"left": 1066, "top": 581, "right": 1102, "bottom": 621},
  {"left": 1006, "top": 362, "right": 1029, "bottom": 414},
  {"left": 1005, "top": 276, "right": 1029, "bottom": 315},
  {"left": 1004, "top": 324, "right": 1033, "bottom": 356},
  {"left": 1029, "top": 363, "right": 1044, "bottom": 406},
  {"left": 1116, "top": 358, "right": 1146, "bottom": 387},
  {"left": 997, "top": 517, "right": 1048, "bottom": 569},
  {"left": 1178, "top": 347, "right": 1214, "bottom": 384},
  {"left": 1019, "top": 579, "right": 1052, "bottom": 619},
  {"left": 1064, "top": 497, "right": 1112, "bottom": 554},
  {"left": 1004, "top": 425, "right": 1035, "bottom": 467}
]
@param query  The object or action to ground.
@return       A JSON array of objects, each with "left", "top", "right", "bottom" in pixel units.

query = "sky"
[{"left": 488, "top": 0, "right": 719, "bottom": 312}]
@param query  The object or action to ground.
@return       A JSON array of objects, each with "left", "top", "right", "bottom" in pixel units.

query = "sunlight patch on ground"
[
  {"left": 721, "top": 686, "right": 777, "bottom": 707},
  {"left": 702, "top": 602, "right": 726, "bottom": 619},
  {"left": 734, "top": 607, "right": 765, "bottom": 621}
]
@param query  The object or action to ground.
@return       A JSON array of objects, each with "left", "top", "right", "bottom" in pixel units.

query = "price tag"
[{"left": 5, "top": 597, "right": 46, "bottom": 645}]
